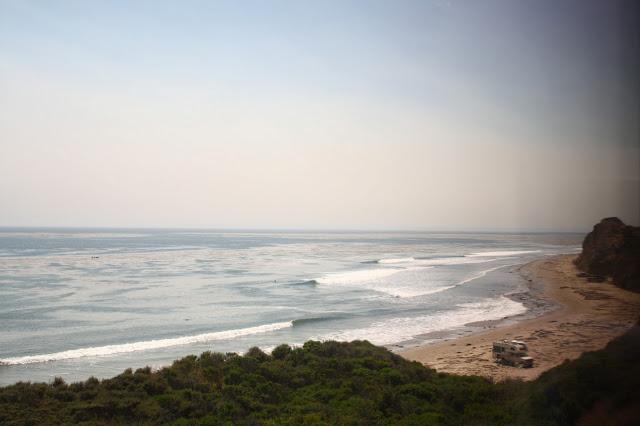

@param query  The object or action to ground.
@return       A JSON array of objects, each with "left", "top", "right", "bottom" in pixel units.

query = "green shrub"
[{"left": 1, "top": 327, "right": 639, "bottom": 425}]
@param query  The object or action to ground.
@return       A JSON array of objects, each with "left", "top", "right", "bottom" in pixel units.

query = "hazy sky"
[{"left": 1, "top": 0, "right": 638, "bottom": 231}]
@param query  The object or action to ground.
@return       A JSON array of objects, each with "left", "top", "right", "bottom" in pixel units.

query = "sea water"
[{"left": 0, "top": 229, "right": 581, "bottom": 385}]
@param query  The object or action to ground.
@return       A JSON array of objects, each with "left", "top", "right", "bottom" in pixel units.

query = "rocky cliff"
[{"left": 575, "top": 217, "right": 640, "bottom": 292}]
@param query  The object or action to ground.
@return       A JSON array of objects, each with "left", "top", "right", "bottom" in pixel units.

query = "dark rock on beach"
[{"left": 575, "top": 217, "right": 640, "bottom": 292}]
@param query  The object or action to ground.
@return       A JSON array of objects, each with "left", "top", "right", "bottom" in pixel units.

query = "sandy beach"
[{"left": 400, "top": 255, "right": 640, "bottom": 381}]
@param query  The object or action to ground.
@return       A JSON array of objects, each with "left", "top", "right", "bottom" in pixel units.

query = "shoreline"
[
  {"left": 387, "top": 260, "right": 558, "bottom": 353},
  {"left": 399, "top": 254, "right": 640, "bottom": 381}
]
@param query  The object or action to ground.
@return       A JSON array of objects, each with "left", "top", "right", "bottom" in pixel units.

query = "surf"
[
  {"left": 0, "top": 321, "right": 293, "bottom": 365},
  {"left": 318, "top": 296, "right": 526, "bottom": 346}
]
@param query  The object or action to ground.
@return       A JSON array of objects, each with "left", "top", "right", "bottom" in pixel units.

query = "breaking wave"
[
  {"left": 315, "top": 268, "right": 406, "bottom": 285},
  {"left": 0, "top": 321, "right": 293, "bottom": 365},
  {"left": 319, "top": 296, "right": 526, "bottom": 346},
  {"left": 313, "top": 267, "right": 437, "bottom": 298},
  {"left": 456, "top": 264, "right": 517, "bottom": 285},
  {"left": 377, "top": 257, "right": 415, "bottom": 264},
  {"left": 289, "top": 279, "right": 318, "bottom": 286},
  {"left": 414, "top": 256, "right": 499, "bottom": 266},
  {"left": 292, "top": 315, "right": 348, "bottom": 327}
]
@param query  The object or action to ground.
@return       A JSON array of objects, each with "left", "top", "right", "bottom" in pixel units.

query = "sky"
[{"left": 1, "top": 0, "right": 638, "bottom": 231}]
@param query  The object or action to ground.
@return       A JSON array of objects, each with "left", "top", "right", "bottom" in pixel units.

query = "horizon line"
[{"left": 0, "top": 225, "right": 588, "bottom": 234}]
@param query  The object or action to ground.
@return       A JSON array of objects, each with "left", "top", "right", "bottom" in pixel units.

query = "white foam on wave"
[
  {"left": 405, "top": 264, "right": 517, "bottom": 298},
  {"left": 368, "top": 280, "right": 450, "bottom": 298},
  {"left": 315, "top": 268, "right": 405, "bottom": 285},
  {"left": 388, "top": 263, "right": 517, "bottom": 298},
  {"left": 457, "top": 264, "right": 516, "bottom": 285},
  {"left": 315, "top": 267, "right": 440, "bottom": 298},
  {"left": 319, "top": 296, "right": 526, "bottom": 346},
  {"left": 314, "top": 258, "right": 513, "bottom": 298},
  {"left": 467, "top": 250, "right": 541, "bottom": 257},
  {"left": 414, "top": 257, "right": 500, "bottom": 266},
  {"left": 314, "top": 250, "right": 537, "bottom": 298},
  {"left": 0, "top": 321, "right": 293, "bottom": 365},
  {"left": 377, "top": 257, "right": 415, "bottom": 264}
]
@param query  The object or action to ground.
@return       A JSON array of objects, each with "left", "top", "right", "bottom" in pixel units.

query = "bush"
[{"left": 1, "top": 327, "right": 639, "bottom": 425}]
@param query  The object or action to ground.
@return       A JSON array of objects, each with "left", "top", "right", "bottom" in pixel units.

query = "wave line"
[{"left": 0, "top": 321, "right": 293, "bottom": 365}]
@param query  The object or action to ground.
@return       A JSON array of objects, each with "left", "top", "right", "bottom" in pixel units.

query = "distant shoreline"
[{"left": 399, "top": 254, "right": 640, "bottom": 381}]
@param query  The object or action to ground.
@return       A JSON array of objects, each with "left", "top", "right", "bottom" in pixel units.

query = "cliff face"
[{"left": 575, "top": 217, "right": 640, "bottom": 292}]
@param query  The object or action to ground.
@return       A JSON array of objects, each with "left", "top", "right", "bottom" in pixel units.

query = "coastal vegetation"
[
  {"left": 1, "top": 323, "right": 639, "bottom": 425},
  {"left": 2, "top": 218, "right": 639, "bottom": 424}
]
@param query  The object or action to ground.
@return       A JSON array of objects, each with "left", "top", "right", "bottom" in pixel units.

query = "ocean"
[{"left": 0, "top": 229, "right": 582, "bottom": 385}]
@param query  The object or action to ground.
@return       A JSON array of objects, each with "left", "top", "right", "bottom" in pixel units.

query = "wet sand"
[{"left": 400, "top": 255, "right": 640, "bottom": 381}]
